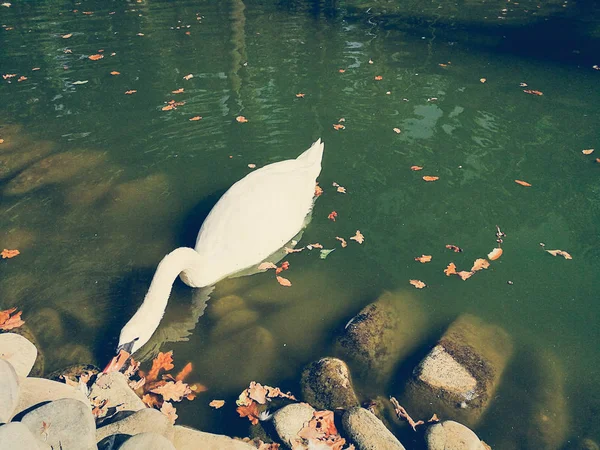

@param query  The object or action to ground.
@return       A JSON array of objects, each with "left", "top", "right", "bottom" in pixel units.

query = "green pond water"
[{"left": 1, "top": 0, "right": 599, "bottom": 447}]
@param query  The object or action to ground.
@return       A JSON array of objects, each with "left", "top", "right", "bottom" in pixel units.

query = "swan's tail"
[{"left": 296, "top": 138, "right": 324, "bottom": 168}]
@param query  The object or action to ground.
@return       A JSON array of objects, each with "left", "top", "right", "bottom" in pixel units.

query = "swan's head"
[{"left": 117, "top": 317, "right": 154, "bottom": 355}]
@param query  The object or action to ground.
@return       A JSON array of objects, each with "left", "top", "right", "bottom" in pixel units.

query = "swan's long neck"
[{"left": 124, "top": 247, "right": 202, "bottom": 343}]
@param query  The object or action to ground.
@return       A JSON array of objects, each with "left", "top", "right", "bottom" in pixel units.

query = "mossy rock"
[
  {"left": 300, "top": 357, "right": 359, "bottom": 411},
  {"left": 46, "top": 363, "right": 100, "bottom": 382}
]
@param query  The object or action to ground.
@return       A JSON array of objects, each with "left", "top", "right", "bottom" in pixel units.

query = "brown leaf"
[
  {"left": 248, "top": 381, "right": 268, "bottom": 404},
  {"left": 209, "top": 399, "right": 225, "bottom": 409},
  {"left": 189, "top": 116, "right": 202, "bottom": 121},
  {"left": 445, "top": 244, "right": 463, "bottom": 253},
  {"left": 374, "top": 75, "right": 383, "bottom": 80},
  {"left": 160, "top": 401, "right": 178, "bottom": 424},
  {"left": 151, "top": 380, "right": 191, "bottom": 402},
  {"left": 162, "top": 104, "right": 176, "bottom": 111},
  {"left": 314, "top": 185, "right": 323, "bottom": 197},
  {"left": 258, "top": 262, "right": 278, "bottom": 271},
  {"left": 410, "top": 165, "right": 423, "bottom": 171},
  {"left": 471, "top": 258, "right": 490, "bottom": 272},
  {"left": 276, "top": 276, "right": 292, "bottom": 287},
  {"left": 487, "top": 248, "right": 503, "bottom": 261},
  {"left": 236, "top": 115, "right": 248, "bottom": 123},
  {"left": 338, "top": 69, "right": 346, "bottom": 73},
  {"left": 328, "top": 211, "right": 338, "bottom": 221},
  {"left": 393, "top": 127, "right": 401, "bottom": 134},
  {"left": 457, "top": 271, "right": 474, "bottom": 281},
  {"left": 1, "top": 249, "right": 20, "bottom": 259},
  {"left": 546, "top": 249, "right": 572, "bottom": 260},
  {"left": 237, "top": 402, "right": 260, "bottom": 425},
  {"left": 415, "top": 255, "right": 432, "bottom": 263},
  {"left": 142, "top": 393, "right": 162, "bottom": 408},
  {"left": 110, "top": 71, "right": 120, "bottom": 75},
  {"left": 444, "top": 262, "right": 457, "bottom": 276},
  {"left": 582, "top": 149, "right": 594, "bottom": 155},
  {"left": 335, "top": 237, "right": 347, "bottom": 248},
  {"left": 88, "top": 54, "right": 103, "bottom": 61},
  {"left": 349, "top": 230, "right": 364, "bottom": 244},
  {"left": 183, "top": 74, "right": 193, "bottom": 80},
  {"left": 423, "top": 176, "right": 439, "bottom": 182},
  {"left": 175, "top": 362, "right": 193, "bottom": 381},
  {"left": 124, "top": 90, "right": 137, "bottom": 95},
  {"left": 409, "top": 279, "right": 426, "bottom": 289},
  {"left": 296, "top": 93, "right": 305, "bottom": 98},
  {"left": 147, "top": 351, "right": 174, "bottom": 381},
  {"left": 333, "top": 123, "right": 345, "bottom": 130},
  {"left": 0, "top": 309, "right": 24, "bottom": 330},
  {"left": 172, "top": 88, "right": 184, "bottom": 94},
  {"left": 523, "top": 89, "right": 543, "bottom": 96},
  {"left": 62, "top": 33, "right": 73, "bottom": 39},
  {"left": 515, "top": 179, "right": 532, "bottom": 187},
  {"left": 390, "top": 397, "right": 425, "bottom": 431}
]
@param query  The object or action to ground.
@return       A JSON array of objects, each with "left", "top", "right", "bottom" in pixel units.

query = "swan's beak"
[{"left": 102, "top": 348, "right": 131, "bottom": 374}]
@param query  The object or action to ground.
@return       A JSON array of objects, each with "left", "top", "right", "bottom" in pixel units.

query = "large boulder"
[
  {"left": 172, "top": 426, "right": 257, "bottom": 450},
  {"left": 336, "top": 290, "right": 428, "bottom": 384},
  {"left": 96, "top": 407, "right": 174, "bottom": 443},
  {"left": 0, "top": 422, "right": 51, "bottom": 450},
  {"left": 0, "top": 332, "right": 37, "bottom": 377},
  {"left": 272, "top": 403, "right": 315, "bottom": 448},
  {"left": 403, "top": 314, "right": 513, "bottom": 426},
  {"left": 4, "top": 325, "right": 44, "bottom": 376},
  {"left": 342, "top": 407, "right": 406, "bottom": 450},
  {"left": 118, "top": 432, "right": 176, "bottom": 450},
  {"left": 21, "top": 398, "right": 97, "bottom": 450},
  {"left": 0, "top": 359, "right": 19, "bottom": 423},
  {"left": 425, "top": 420, "right": 486, "bottom": 450},
  {"left": 300, "top": 357, "right": 359, "bottom": 411},
  {"left": 89, "top": 372, "right": 146, "bottom": 413},
  {"left": 11, "top": 376, "right": 89, "bottom": 419}
]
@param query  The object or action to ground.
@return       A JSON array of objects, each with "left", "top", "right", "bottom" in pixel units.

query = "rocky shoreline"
[{"left": 0, "top": 290, "right": 597, "bottom": 450}]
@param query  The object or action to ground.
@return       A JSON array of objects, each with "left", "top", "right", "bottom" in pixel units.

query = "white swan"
[{"left": 116, "top": 138, "right": 324, "bottom": 355}]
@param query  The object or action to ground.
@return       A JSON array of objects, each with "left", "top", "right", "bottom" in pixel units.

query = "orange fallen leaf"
[
  {"left": 142, "top": 393, "right": 161, "bottom": 408},
  {"left": 471, "top": 258, "right": 490, "bottom": 272},
  {"left": 411, "top": 165, "right": 423, "bottom": 171},
  {"left": 523, "top": 89, "right": 543, "bottom": 96},
  {"left": 415, "top": 255, "right": 432, "bottom": 263},
  {"left": 17, "top": 76, "right": 27, "bottom": 82},
  {"left": 582, "top": 149, "right": 594, "bottom": 155},
  {"left": 350, "top": 230, "right": 364, "bottom": 244},
  {"left": 328, "top": 211, "right": 338, "bottom": 221},
  {"left": 374, "top": 75, "right": 383, "bottom": 80},
  {"left": 151, "top": 380, "right": 192, "bottom": 402},
  {"left": 480, "top": 78, "right": 486, "bottom": 83},
  {"left": 189, "top": 116, "right": 202, "bottom": 121},
  {"left": 296, "top": 93, "right": 305, "bottom": 98},
  {"left": 1, "top": 249, "right": 20, "bottom": 259},
  {"left": 236, "top": 115, "right": 248, "bottom": 123},
  {"left": 487, "top": 248, "right": 503, "bottom": 261},
  {"left": 172, "top": 88, "right": 184, "bottom": 94},
  {"left": 409, "top": 279, "right": 426, "bottom": 289},
  {"left": 258, "top": 262, "right": 277, "bottom": 271},
  {"left": 248, "top": 381, "right": 268, "bottom": 404},
  {"left": 175, "top": 362, "right": 193, "bottom": 381},
  {"left": 515, "top": 180, "right": 532, "bottom": 187},
  {"left": 0, "top": 139, "right": 4, "bottom": 144},
  {"left": 338, "top": 69, "right": 346, "bottom": 73},
  {"left": 147, "top": 351, "right": 174, "bottom": 381},
  {"left": 209, "top": 400, "right": 225, "bottom": 409},
  {"left": 445, "top": 244, "right": 463, "bottom": 253},
  {"left": 596, "top": 158, "right": 600, "bottom": 163},
  {"left": 284, "top": 247, "right": 304, "bottom": 254},
  {"left": 0, "top": 308, "right": 25, "bottom": 331},
  {"left": 275, "top": 261, "right": 289, "bottom": 275},
  {"left": 276, "top": 276, "right": 292, "bottom": 287},
  {"left": 307, "top": 243, "right": 323, "bottom": 249},
  {"left": 237, "top": 402, "right": 260, "bottom": 425},
  {"left": 162, "top": 104, "right": 176, "bottom": 111},
  {"left": 183, "top": 74, "right": 193, "bottom": 80},
  {"left": 110, "top": 71, "right": 120, "bottom": 75},
  {"left": 546, "top": 249, "right": 572, "bottom": 260},
  {"left": 88, "top": 54, "right": 103, "bottom": 61},
  {"left": 457, "top": 271, "right": 474, "bottom": 281},
  {"left": 423, "top": 176, "right": 439, "bottom": 182},
  {"left": 444, "top": 262, "right": 457, "bottom": 276},
  {"left": 393, "top": 127, "right": 401, "bottom": 134},
  {"left": 62, "top": 33, "right": 72, "bottom": 38},
  {"left": 333, "top": 123, "right": 345, "bottom": 130},
  {"left": 336, "top": 237, "right": 347, "bottom": 248},
  {"left": 314, "top": 185, "right": 323, "bottom": 197},
  {"left": 124, "top": 90, "right": 137, "bottom": 95},
  {"left": 160, "top": 401, "right": 178, "bottom": 424}
]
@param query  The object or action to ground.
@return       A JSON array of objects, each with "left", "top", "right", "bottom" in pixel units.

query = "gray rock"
[
  {"left": 11, "top": 376, "right": 89, "bottom": 419},
  {"left": 342, "top": 407, "right": 406, "bottom": 450},
  {"left": 96, "top": 408, "right": 173, "bottom": 443},
  {"left": 210, "top": 309, "right": 259, "bottom": 341},
  {"left": 300, "top": 357, "right": 359, "bottom": 411},
  {"left": 0, "top": 333, "right": 37, "bottom": 377},
  {"left": 206, "top": 295, "right": 247, "bottom": 320},
  {"left": 5, "top": 325, "right": 44, "bottom": 376},
  {"left": 336, "top": 290, "right": 428, "bottom": 384},
  {"left": 89, "top": 372, "right": 146, "bottom": 413},
  {"left": 21, "top": 398, "right": 96, "bottom": 450},
  {"left": 425, "top": 420, "right": 486, "bottom": 450},
  {"left": 0, "top": 359, "right": 19, "bottom": 423},
  {"left": 172, "top": 426, "right": 257, "bottom": 450},
  {"left": 119, "top": 432, "right": 176, "bottom": 450},
  {"left": 404, "top": 314, "right": 513, "bottom": 426},
  {"left": 272, "top": 403, "right": 315, "bottom": 448},
  {"left": 0, "top": 422, "right": 51, "bottom": 450}
]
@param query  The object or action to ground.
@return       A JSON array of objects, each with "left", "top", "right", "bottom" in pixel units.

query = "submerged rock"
[
  {"left": 119, "top": 432, "right": 176, "bottom": 450},
  {"left": 0, "top": 141, "right": 54, "bottom": 180},
  {"left": 0, "top": 332, "right": 37, "bottom": 377},
  {"left": 336, "top": 290, "right": 428, "bottom": 384},
  {"left": 425, "top": 420, "right": 486, "bottom": 450},
  {"left": 206, "top": 294, "right": 247, "bottom": 320},
  {"left": 0, "top": 422, "right": 51, "bottom": 450},
  {"left": 20, "top": 307, "right": 64, "bottom": 346},
  {"left": 300, "top": 357, "right": 359, "bottom": 411},
  {"left": 403, "top": 314, "right": 513, "bottom": 426},
  {"left": 342, "top": 406, "right": 406, "bottom": 450},
  {"left": 172, "top": 426, "right": 257, "bottom": 450},
  {"left": 0, "top": 358, "right": 19, "bottom": 423},
  {"left": 272, "top": 403, "right": 316, "bottom": 448},
  {"left": 21, "top": 398, "right": 96, "bottom": 450},
  {"left": 210, "top": 308, "right": 259, "bottom": 341}
]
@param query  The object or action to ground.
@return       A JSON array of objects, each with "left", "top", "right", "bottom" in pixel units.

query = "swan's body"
[{"left": 117, "top": 139, "right": 324, "bottom": 354}]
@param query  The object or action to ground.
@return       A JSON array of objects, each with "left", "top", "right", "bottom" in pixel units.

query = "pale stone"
[
  {"left": 21, "top": 398, "right": 96, "bottom": 450},
  {"left": 425, "top": 420, "right": 486, "bottom": 450},
  {"left": 0, "top": 332, "right": 38, "bottom": 377},
  {"left": 0, "top": 422, "right": 51, "bottom": 450},
  {"left": 119, "top": 432, "right": 176, "bottom": 450},
  {"left": 172, "top": 426, "right": 257, "bottom": 450},
  {"left": 342, "top": 407, "right": 406, "bottom": 450},
  {"left": 272, "top": 403, "right": 315, "bottom": 448},
  {"left": 418, "top": 346, "right": 477, "bottom": 395},
  {"left": 96, "top": 408, "right": 173, "bottom": 443},
  {"left": 11, "top": 376, "right": 89, "bottom": 419},
  {"left": 89, "top": 372, "right": 146, "bottom": 413},
  {"left": 0, "top": 359, "right": 19, "bottom": 423}
]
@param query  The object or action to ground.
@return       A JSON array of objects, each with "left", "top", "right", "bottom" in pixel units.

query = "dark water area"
[{"left": 1, "top": 0, "right": 599, "bottom": 448}]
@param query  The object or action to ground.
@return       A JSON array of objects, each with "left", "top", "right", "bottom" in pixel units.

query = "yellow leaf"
[
  {"left": 350, "top": 230, "right": 364, "bottom": 244},
  {"left": 444, "top": 262, "right": 457, "bottom": 276},
  {"left": 209, "top": 400, "right": 225, "bottom": 409}
]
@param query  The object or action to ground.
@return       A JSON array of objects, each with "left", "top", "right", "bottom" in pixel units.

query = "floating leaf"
[
  {"left": 350, "top": 230, "right": 364, "bottom": 244},
  {"left": 236, "top": 115, "right": 248, "bottom": 123},
  {"left": 72, "top": 80, "right": 88, "bottom": 85},
  {"left": 487, "top": 248, "right": 503, "bottom": 261},
  {"left": 457, "top": 271, "right": 474, "bottom": 281},
  {"left": 189, "top": 116, "right": 202, "bottom": 121},
  {"left": 335, "top": 237, "right": 348, "bottom": 248},
  {"left": 411, "top": 165, "right": 423, "bottom": 171},
  {"left": 328, "top": 211, "right": 338, "bottom": 221},
  {"left": 124, "top": 90, "right": 137, "bottom": 95},
  {"left": 175, "top": 362, "right": 193, "bottom": 381},
  {"left": 296, "top": 93, "right": 305, "bottom": 98},
  {"left": 523, "top": 89, "right": 543, "bottom": 96},
  {"left": 546, "top": 249, "right": 572, "bottom": 260},
  {"left": 1, "top": 249, "right": 20, "bottom": 259},
  {"left": 237, "top": 402, "right": 260, "bottom": 425},
  {"left": 338, "top": 69, "right": 346, "bottom": 73},
  {"left": 471, "top": 258, "right": 490, "bottom": 272},
  {"left": 409, "top": 279, "right": 426, "bottom": 289},
  {"left": 515, "top": 180, "right": 532, "bottom": 187},
  {"left": 374, "top": 75, "right": 383, "bottom": 80},
  {"left": 393, "top": 127, "right": 401, "bottom": 134},
  {"left": 276, "top": 276, "right": 292, "bottom": 287},
  {"left": 445, "top": 244, "right": 463, "bottom": 253},
  {"left": 62, "top": 33, "right": 73, "bottom": 39},
  {"left": 151, "top": 380, "right": 192, "bottom": 402},
  {"left": 444, "top": 262, "right": 457, "bottom": 276},
  {"left": 258, "top": 262, "right": 277, "bottom": 271},
  {"left": 314, "top": 185, "right": 323, "bottom": 197},
  {"left": 247, "top": 164, "right": 256, "bottom": 169},
  {"left": 0, "top": 308, "right": 25, "bottom": 331},
  {"left": 209, "top": 400, "right": 225, "bottom": 409},
  {"left": 183, "top": 74, "right": 193, "bottom": 80},
  {"left": 147, "top": 351, "right": 174, "bottom": 381},
  {"left": 480, "top": 78, "right": 487, "bottom": 83},
  {"left": 333, "top": 123, "right": 345, "bottom": 130},
  {"left": 582, "top": 149, "right": 594, "bottom": 155},
  {"left": 172, "top": 88, "right": 184, "bottom": 94},
  {"left": 423, "top": 176, "right": 439, "bottom": 182},
  {"left": 88, "top": 54, "right": 103, "bottom": 61},
  {"left": 415, "top": 255, "right": 432, "bottom": 263},
  {"left": 110, "top": 71, "right": 120, "bottom": 75}
]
